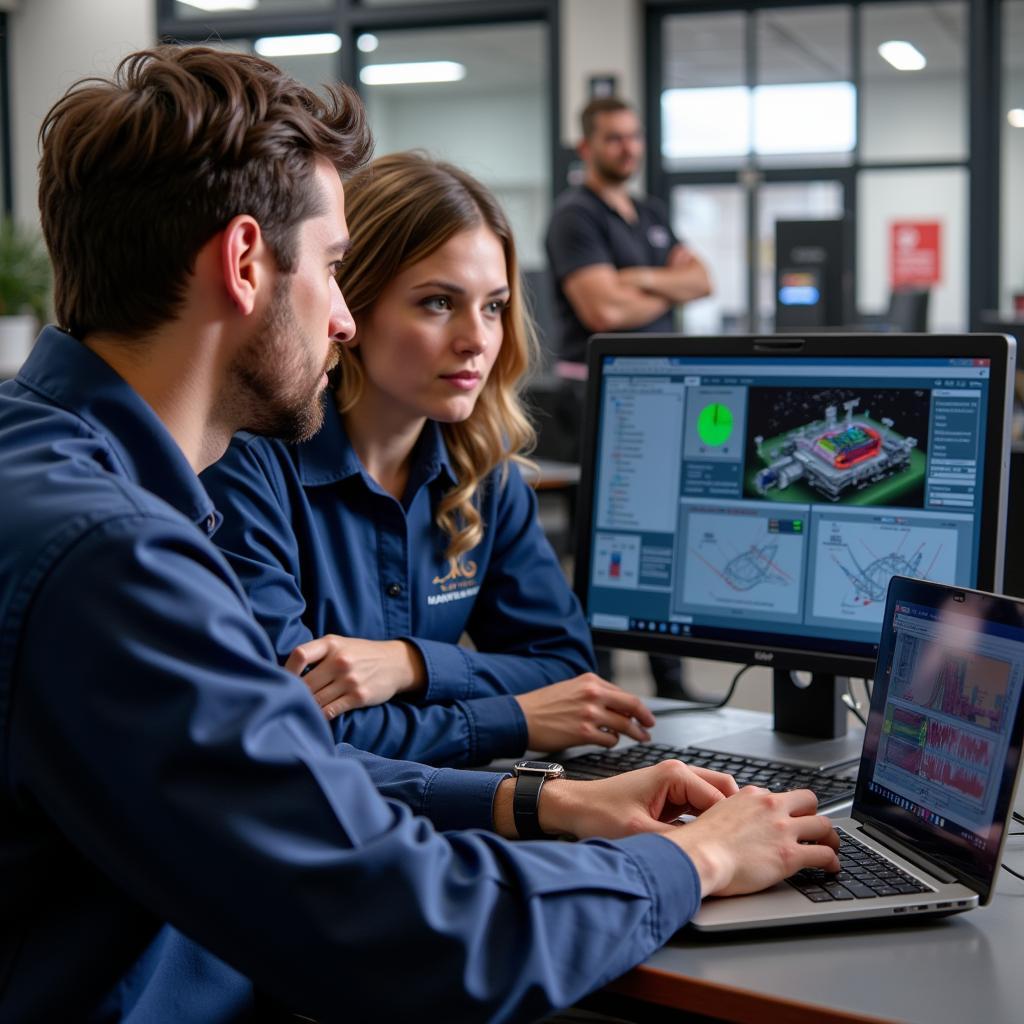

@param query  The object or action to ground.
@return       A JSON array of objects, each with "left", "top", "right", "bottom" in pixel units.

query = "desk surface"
[{"left": 603, "top": 706, "right": 1024, "bottom": 1024}]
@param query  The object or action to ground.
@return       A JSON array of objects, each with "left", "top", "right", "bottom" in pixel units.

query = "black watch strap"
[{"left": 512, "top": 771, "right": 549, "bottom": 840}]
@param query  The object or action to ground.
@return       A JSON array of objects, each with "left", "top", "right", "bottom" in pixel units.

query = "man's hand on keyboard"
[
  {"left": 536, "top": 759, "right": 738, "bottom": 840},
  {"left": 667, "top": 787, "right": 841, "bottom": 898},
  {"left": 514, "top": 675, "right": 655, "bottom": 751}
]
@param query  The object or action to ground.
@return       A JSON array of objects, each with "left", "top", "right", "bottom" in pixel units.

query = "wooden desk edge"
[{"left": 606, "top": 963, "right": 898, "bottom": 1024}]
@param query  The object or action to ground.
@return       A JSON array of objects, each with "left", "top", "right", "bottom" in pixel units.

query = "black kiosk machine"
[{"left": 775, "top": 219, "right": 848, "bottom": 330}]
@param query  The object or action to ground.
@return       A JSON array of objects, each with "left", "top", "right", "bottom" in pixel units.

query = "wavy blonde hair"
[{"left": 335, "top": 152, "right": 538, "bottom": 571}]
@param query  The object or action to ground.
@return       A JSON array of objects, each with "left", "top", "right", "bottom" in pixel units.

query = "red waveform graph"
[
  {"left": 926, "top": 721, "right": 994, "bottom": 768},
  {"left": 882, "top": 738, "right": 924, "bottom": 773},
  {"left": 896, "top": 648, "right": 1010, "bottom": 731},
  {"left": 921, "top": 753, "right": 987, "bottom": 800}
]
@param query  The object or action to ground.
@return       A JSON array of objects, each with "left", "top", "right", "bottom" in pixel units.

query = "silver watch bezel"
[{"left": 512, "top": 759, "right": 564, "bottom": 779}]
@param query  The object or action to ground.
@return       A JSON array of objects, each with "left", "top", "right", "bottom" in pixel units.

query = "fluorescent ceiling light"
[
  {"left": 357, "top": 33, "right": 379, "bottom": 53},
  {"left": 878, "top": 40, "right": 927, "bottom": 71},
  {"left": 360, "top": 61, "right": 466, "bottom": 86},
  {"left": 254, "top": 33, "right": 341, "bottom": 58},
  {"left": 1009, "top": 108, "right": 1024, "bottom": 128},
  {"left": 177, "top": 0, "right": 258, "bottom": 10}
]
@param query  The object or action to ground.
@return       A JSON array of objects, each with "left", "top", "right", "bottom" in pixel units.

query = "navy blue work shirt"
[
  {"left": 201, "top": 401, "right": 595, "bottom": 729},
  {"left": 0, "top": 327, "right": 700, "bottom": 1022}
]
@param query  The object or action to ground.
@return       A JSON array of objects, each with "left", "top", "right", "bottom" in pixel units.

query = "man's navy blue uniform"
[
  {"left": 0, "top": 327, "right": 701, "bottom": 1021},
  {"left": 202, "top": 398, "right": 595, "bottom": 722}
]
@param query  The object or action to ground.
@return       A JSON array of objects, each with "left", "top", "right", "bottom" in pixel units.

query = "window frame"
[
  {"left": 155, "top": 0, "right": 561, "bottom": 205},
  {"left": 644, "top": 0, "right": 1002, "bottom": 329}
]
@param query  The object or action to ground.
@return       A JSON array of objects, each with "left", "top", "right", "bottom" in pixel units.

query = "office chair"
[{"left": 883, "top": 287, "right": 930, "bottom": 332}]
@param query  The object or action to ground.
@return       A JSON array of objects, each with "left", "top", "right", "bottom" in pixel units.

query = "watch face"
[{"left": 515, "top": 760, "right": 564, "bottom": 776}]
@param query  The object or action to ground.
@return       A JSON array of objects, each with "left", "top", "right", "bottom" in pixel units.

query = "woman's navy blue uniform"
[{"left": 202, "top": 399, "right": 596, "bottom": 762}]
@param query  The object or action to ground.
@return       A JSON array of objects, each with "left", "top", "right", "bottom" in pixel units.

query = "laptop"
[{"left": 691, "top": 576, "right": 1024, "bottom": 931}]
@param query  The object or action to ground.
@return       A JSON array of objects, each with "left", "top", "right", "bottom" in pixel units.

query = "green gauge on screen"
[{"left": 697, "top": 402, "right": 734, "bottom": 447}]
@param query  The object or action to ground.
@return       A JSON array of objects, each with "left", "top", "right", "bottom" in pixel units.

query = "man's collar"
[
  {"left": 296, "top": 398, "right": 457, "bottom": 491},
  {"left": 16, "top": 326, "right": 219, "bottom": 531},
  {"left": 294, "top": 395, "right": 363, "bottom": 486}
]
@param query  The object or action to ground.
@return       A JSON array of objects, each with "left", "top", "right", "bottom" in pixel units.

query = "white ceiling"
[{"left": 660, "top": 2, "right": 1023, "bottom": 88}]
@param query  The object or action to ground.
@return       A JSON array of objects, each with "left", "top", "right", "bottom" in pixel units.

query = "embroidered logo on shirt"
[
  {"left": 647, "top": 225, "right": 671, "bottom": 249},
  {"left": 427, "top": 559, "right": 480, "bottom": 606}
]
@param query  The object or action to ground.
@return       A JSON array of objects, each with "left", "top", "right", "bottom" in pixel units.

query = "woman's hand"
[
  {"left": 285, "top": 635, "right": 425, "bottom": 718},
  {"left": 513, "top": 674, "right": 656, "bottom": 752}
]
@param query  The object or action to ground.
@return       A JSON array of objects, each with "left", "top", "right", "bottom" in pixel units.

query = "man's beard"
[
  {"left": 229, "top": 277, "right": 338, "bottom": 444},
  {"left": 593, "top": 155, "right": 635, "bottom": 184}
]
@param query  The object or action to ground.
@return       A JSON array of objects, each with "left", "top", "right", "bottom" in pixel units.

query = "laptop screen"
[{"left": 855, "top": 577, "right": 1024, "bottom": 896}]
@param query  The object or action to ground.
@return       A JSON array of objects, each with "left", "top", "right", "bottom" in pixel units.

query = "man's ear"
[{"left": 221, "top": 214, "right": 267, "bottom": 317}]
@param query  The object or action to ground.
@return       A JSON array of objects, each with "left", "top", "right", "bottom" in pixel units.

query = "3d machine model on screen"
[{"left": 753, "top": 397, "right": 918, "bottom": 502}]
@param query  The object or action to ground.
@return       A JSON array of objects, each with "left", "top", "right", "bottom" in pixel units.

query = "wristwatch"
[{"left": 512, "top": 759, "right": 564, "bottom": 840}]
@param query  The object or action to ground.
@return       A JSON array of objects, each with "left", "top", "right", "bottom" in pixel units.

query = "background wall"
[
  {"left": 7, "top": 0, "right": 647, "bottom": 234},
  {"left": 367, "top": 88, "right": 549, "bottom": 268},
  {"left": 560, "top": 0, "right": 642, "bottom": 146},
  {"left": 9, "top": 0, "right": 154, "bottom": 226},
  {"left": 1004, "top": 125, "right": 1024, "bottom": 310}
]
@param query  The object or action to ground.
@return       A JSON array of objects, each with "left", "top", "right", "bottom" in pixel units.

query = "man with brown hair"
[
  {"left": 547, "top": 96, "right": 712, "bottom": 363},
  {"left": 0, "top": 47, "right": 837, "bottom": 1022}
]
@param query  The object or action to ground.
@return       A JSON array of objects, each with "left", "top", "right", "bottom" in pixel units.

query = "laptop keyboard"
[
  {"left": 788, "top": 827, "right": 933, "bottom": 902},
  {"left": 561, "top": 743, "right": 857, "bottom": 809}
]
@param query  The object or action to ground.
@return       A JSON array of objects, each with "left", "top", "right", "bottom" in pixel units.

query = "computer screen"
[
  {"left": 856, "top": 577, "right": 1024, "bottom": 898},
  {"left": 574, "top": 335, "right": 1015, "bottom": 752}
]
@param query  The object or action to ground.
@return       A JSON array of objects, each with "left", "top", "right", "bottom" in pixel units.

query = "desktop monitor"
[{"left": 574, "top": 333, "right": 1016, "bottom": 767}]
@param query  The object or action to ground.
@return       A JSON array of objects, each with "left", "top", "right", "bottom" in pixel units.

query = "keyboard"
[
  {"left": 560, "top": 743, "right": 858, "bottom": 809},
  {"left": 787, "top": 827, "right": 932, "bottom": 902}
]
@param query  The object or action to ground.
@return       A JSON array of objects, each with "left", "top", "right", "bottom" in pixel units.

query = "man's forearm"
[
  {"left": 620, "top": 263, "right": 711, "bottom": 305},
  {"left": 576, "top": 283, "right": 672, "bottom": 333}
]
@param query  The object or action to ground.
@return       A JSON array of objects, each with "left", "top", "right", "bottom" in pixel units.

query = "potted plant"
[{"left": 0, "top": 218, "right": 51, "bottom": 375}]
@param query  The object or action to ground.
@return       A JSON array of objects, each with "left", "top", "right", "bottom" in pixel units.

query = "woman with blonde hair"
[{"left": 203, "top": 152, "right": 654, "bottom": 765}]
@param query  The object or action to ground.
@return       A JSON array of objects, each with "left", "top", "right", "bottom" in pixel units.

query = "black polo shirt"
[{"left": 545, "top": 185, "right": 679, "bottom": 363}]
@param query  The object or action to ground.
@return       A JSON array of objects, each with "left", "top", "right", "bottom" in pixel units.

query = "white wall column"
[
  {"left": 560, "top": 0, "right": 642, "bottom": 148},
  {"left": 9, "top": 0, "right": 154, "bottom": 227}
]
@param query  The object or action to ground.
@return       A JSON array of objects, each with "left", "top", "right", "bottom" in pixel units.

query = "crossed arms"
[{"left": 562, "top": 244, "right": 712, "bottom": 334}]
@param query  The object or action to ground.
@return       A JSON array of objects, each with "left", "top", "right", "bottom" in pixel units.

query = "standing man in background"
[{"left": 546, "top": 96, "right": 712, "bottom": 700}]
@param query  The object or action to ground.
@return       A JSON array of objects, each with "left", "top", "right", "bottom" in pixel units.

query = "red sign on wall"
[{"left": 890, "top": 221, "right": 942, "bottom": 288}]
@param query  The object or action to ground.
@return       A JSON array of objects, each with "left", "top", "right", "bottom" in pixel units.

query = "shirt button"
[
  {"left": 205, "top": 514, "right": 216, "bottom": 533},
  {"left": 386, "top": 582, "right": 402, "bottom": 597}
]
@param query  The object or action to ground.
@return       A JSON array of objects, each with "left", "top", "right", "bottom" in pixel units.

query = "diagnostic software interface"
[
  {"left": 585, "top": 354, "right": 993, "bottom": 656},
  {"left": 869, "top": 596, "right": 1023, "bottom": 851}
]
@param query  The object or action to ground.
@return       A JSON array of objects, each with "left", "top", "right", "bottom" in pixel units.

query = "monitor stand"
[{"left": 699, "top": 671, "right": 865, "bottom": 771}]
